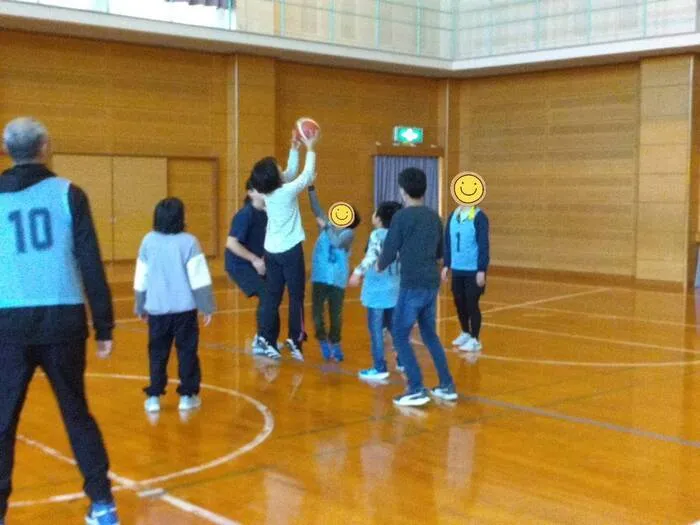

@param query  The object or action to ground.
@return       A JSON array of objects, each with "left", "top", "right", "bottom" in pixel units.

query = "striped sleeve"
[
  {"left": 186, "top": 239, "right": 215, "bottom": 315},
  {"left": 353, "top": 230, "right": 382, "bottom": 276},
  {"left": 133, "top": 237, "right": 148, "bottom": 316}
]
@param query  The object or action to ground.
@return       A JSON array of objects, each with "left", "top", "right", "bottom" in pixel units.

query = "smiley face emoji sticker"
[
  {"left": 450, "top": 171, "right": 486, "bottom": 207},
  {"left": 328, "top": 202, "right": 355, "bottom": 228}
]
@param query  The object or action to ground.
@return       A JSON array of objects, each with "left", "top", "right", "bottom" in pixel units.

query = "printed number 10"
[{"left": 9, "top": 208, "right": 53, "bottom": 253}]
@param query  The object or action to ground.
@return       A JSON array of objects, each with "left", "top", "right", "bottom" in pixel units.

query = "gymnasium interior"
[{"left": 1, "top": 0, "right": 700, "bottom": 523}]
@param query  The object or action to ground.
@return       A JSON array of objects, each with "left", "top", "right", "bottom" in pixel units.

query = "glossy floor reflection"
[{"left": 8, "top": 277, "right": 700, "bottom": 524}]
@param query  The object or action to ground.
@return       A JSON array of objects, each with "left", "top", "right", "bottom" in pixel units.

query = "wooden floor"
[{"left": 8, "top": 276, "right": 700, "bottom": 524}]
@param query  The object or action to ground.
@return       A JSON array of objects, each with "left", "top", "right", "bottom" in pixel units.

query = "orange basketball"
[{"left": 296, "top": 117, "right": 320, "bottom": 142}]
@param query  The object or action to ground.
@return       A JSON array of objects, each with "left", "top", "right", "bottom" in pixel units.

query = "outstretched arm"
[{"left": 308, "top": 185, "right": 324, "bottom": 224}]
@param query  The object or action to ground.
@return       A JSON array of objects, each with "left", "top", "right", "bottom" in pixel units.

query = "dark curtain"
[
  {"left": 374, "top": 155, "right": 439, "bottom": 211},
  {"left": 166, "top": 0, "right": 231, "bottom": 8}
]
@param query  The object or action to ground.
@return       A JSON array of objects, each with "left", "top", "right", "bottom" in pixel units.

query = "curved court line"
[
  {"left": 10, "top": 373, "right": 274, "bottom": 508},
  {"left": 9, "top": 486, "right": 130, "bottom": 509},
  {"left": 86, "top": 373, "right": 275, "bottom": 486}
]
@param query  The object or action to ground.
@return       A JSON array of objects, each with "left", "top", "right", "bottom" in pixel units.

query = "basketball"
[{"left": 296, "top": 117, "right": 320, "bottom": 141}]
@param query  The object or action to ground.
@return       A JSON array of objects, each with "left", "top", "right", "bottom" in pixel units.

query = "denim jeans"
[
  {"left": 367, "top": 307, "right": 393, "bottom": 371},
  {"left": 392, "top": 288, "right": 454, "bottom": 392}
]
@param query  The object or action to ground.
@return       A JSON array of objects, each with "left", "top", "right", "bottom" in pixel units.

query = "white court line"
[
  {"left": 483, "top": 274, "right": 691, "bottom": 297},
  {"left": 17, "top": 435, "right": 142, "bottom": 488},
  {"left": 489, "top": 303, "right": 700, "bottom": 330},
  {"left": 411, "top": 336, "right": 700, "bottom": 368},
  {"left": 471, "top": 354, "right": 700, "bottom": 368},
  {"left": 479, "top": 287, "right": 611, "bottom": 315},
  {"left": 13, "top": 375, "right": 273, "bottom": 523},
  {"left": 480, "top": 322, "right": 700, "bottom": 356},
  {"left": 481, "top": 275, "right": 602, "bottom": 288},
  {"left": 160, "top": 494, "right": 240, "bottom": 525}
]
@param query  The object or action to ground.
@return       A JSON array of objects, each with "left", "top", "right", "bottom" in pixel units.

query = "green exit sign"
[{"left": 393, "top": 126, "right": 424, "bottom": 145}]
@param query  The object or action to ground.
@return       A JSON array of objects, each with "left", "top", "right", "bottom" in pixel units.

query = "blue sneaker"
[
  {"left": 358, "top": 368, "right": 390, "bottom": 381},
  {"left": 320, "top": 340, "right": 332, "bottom": 361},
  {"left": 86, "top": 501, "right": 120, "bottom": 525},
  {"left": 331, "top": 343, "right": 344, "bottom": 362},
  {"left": 393, "top": 389, "right": 431, "bottom": 407}
]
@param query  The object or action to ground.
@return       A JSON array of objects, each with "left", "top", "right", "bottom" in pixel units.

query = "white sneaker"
[
  {"left": 144, "top": 396, "right": 160, "bottom": 413},
  {"left": 393, "top": 390, "right": 431, "bottom": 407},
  {"left": 452, "top": 332, "right": 472, "bottom": 346},
  {"left": 178, "top": 395, "right": 202, "bottom": 411},
  {"left": 459, "top": 338, "right": 482, "bottom": 352}
]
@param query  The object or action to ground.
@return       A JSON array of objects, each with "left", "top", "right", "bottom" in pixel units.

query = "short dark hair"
[
  {"left": 244, "top": 177, "right": 253, "bottom": 204},
  {"left": 398, "top": 167, "right": 427, "bottom": 199},
  {"left": 347, "top": 206, "right": 361, "bottom": 230},
  {"left": 375, "top": 201, "right": 402, "bottom": 228},
  {"left": 153, "top": 197, "right": 185, "bottom": 234},
  {"left": 250, "top": 157, "right": 282, "bottom": 195}
]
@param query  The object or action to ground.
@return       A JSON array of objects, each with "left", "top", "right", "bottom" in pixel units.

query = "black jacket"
[{"left": 0, "top": 163, "right": 114, "bottom": 344}]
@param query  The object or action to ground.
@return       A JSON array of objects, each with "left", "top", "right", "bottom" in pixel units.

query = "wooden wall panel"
[
  {"left": 51, "top": 154, "right": 114, "bottom": 261},
  {"left": 456, "top": 64, "right": 640, "bottom": 276},
  {"left": 112, "top": 157, "right": 167, "bottom": 260},
  {"left": 168, "top": 158, "right": 218, "bottom": 257},
  {"left": 636, "top": 56, "right": 693, "bottom": 285},
  {"left": 0, "top": 30, "right": 229, "bottom": 280},
  {"left": 276, "top": 62, "right": 441, "bottom": 272}
]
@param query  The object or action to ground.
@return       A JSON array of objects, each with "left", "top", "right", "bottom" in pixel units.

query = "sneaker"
[
  {"left": 144, "top": 396, "right": 160, "bottom": 413},
  {"left": 286, "top": 339, "right": 304, "bottom": 362},
  {"left": 320, "top": 340, "right": 332, "bottom": 361},
  {"left": 452, "top": 332, "right": 472, "bottom": 346},
  {"left": 178, "top": 395, "right": 202, "bottom": 411},
  {"left": 256, "top": 337, "right": 281, "bottom": 360},
  {"left": 393, "top": 389, "right": 431, "bottom": 407},
  {"left": 358, "top": 368, "right": 390, "bottom": 381},
  {"left": 252, "top": 336, "right": 268, "bottom": 357},
  {"left": 459, "top": 338, "right": 482, "bottom": 352},
  {"left": 85, "top": 501, "right": 120, "bottom": 525},
  {"left": 331, "top": 343, "right": 344, "bottom": 363},
  {"left": 431, "top": 384, "right": 458, "bottom": 401}
]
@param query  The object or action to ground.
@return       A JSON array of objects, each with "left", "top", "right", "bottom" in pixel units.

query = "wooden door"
[
  {"left": 52, "top": 154, "right": 114, "bottom": 261},
  {"left": 112, "top": 156, "right": 167, "bottom": 260}
]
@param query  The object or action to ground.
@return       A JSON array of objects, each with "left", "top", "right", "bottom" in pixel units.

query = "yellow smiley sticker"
[
  {"left": 450, "top": 171, "right": 486, "bottom": 206},
  {"left": 328, "top": 202, "right": 355, "bottom": 228}
]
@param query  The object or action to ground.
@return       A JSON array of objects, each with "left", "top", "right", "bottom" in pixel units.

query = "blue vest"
[
  {"left": 449, "top": 208, "right": 480, "bottom": 271},
  {"left": 311, "top": 229, "right": 349, "bottom": 289},
  {"left": 361, "top": 229, "right": 400, "bottom": 309},
  {"left": 0, "top": 177, "right": 83, "bottom": 308}
]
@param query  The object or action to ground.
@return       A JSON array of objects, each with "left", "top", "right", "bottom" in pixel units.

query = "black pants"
[
  {"left": 312, "top": 283, "right": 345, "bottom": 343},
  {"left": 144, "top": 310, "right": 201, "bottom": 397},
  {"left": 0, "top": 340, "right": 112, "bottom": 518},
  {"left": 452, "top": 273, "right": 484, "bottom": 339},
  {"left": 228, "top": 266, "right": 280, "bottom": 340},
  {"left": 260, "top": 243, "right": 306, "bottom": 347}
]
